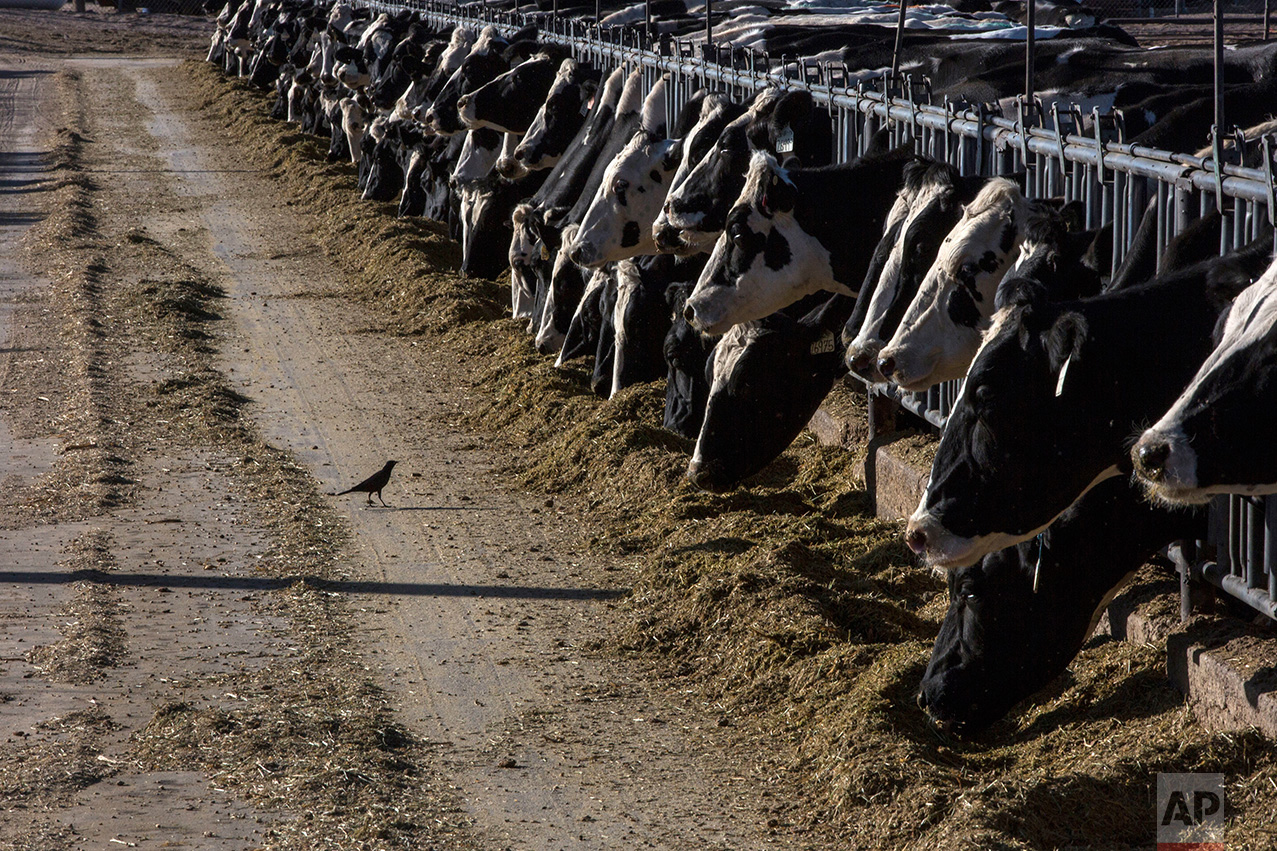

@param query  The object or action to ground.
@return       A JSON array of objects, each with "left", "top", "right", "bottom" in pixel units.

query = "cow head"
[
  {"left": 663, "top": 282, "right": 718, "bottom": 439},
  {"left": 905, "top": 292, "right": 1112, "bottom": 570},
  {"left": 423, "top": 26, "right": 507, "bottom": 136},
  {"left": 460, "top": 51, "right": 559, "bottom": 134},
  {"left": 688, "top": 294, "right": 850, "bottom": 491},
  {"left": 568, "top": 131, "right": 682, "bottom": 268},
  {"left": 919, "top": 476, "right": 1203, "bottom": 734},
  {"left": 504, "top": 59, "right": 599, "bottom": 179},
  {"left": 1133, "top": 260, "right": 1277, "bottom": 504},
  {"left": 657, "top": 89, "right": 784, "bottom": 256},
  {"left": 652, "top": 93, "right": 744, "bottom": 255},
  {"left": 611, "top": 258, "right": 675, "bottom": 397},
  {"left": 876, "top": 178, "right": 1028, "bottom": 391},
  {"left": 683, "top": 152, "right": 842, "bottom": 336},
  {"left": 843, "top": 161, "right": 971, "bottom": 381}
]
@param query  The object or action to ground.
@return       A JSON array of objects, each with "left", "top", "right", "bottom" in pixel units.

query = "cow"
[
  {"left": 688, "top": 293, "right": 853, "bottom": 491},
  {"left": 459, "top": 48, "right": 573, "bottom": 135},
  {"left": 873, "top": 178, "right": 1031, "bottom": 391},
  {"left": 904, "top": 237, "right": 1270, "bottom": 570},
  {"left": 611, "top": 253, "right": 704, "bottom": 396},
  {"left": 843, "top": 160, "right": 988, "bottom": 381},
  {"left": 532, "top": 68, "right": 650, "bottom": 353},
  {"left": 1132, "top": 255, "right": 1277, "bottom": 504},
  {"left": 655, "top": 87, "right": 840, "bottom": 258},
  {"left": 423, "top": 27, "right": 512, "bottom": 136},
  {"left": 682, "top": 145, "right": 912, "bottom": 336},
  {"left": 502, "top": 58, "right": 601, "bottom": 180},
  {"left": 568, "top": 87, "right": 683, "bottom": 267},
  {"left": 876, "top": 190, "right": 1103, "bottom": 392},
  {"left": 918, "top": 477, "right": 1205, "bottom": 734}
]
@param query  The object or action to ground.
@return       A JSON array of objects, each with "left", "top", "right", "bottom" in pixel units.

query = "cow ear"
[
  {"left": 1059, "top": 200, "right": 1086, "bottom": 233},
  {"left": 995, "top": 276, "right": 1047, "bottom": 312},
  {"left": 1046, "top": 311, "right": 1088, "bottom": 375}
]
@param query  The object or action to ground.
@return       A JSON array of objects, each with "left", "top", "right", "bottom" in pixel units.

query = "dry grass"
[{"left": 173, "top": 59, "right": 1277, "bottom": 849}]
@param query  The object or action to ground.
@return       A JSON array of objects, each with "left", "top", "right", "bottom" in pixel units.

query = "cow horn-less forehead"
[
  {"left": 961, "top": 177, "right": 1023, "bottom": 220},
  {"left": 470, "top": 25, "right": 503, "bottom": 55},
  {"left": 745, "top": 86, "right": 785, "bottom": 118},
  {"left": 902, "top": 158, "right": 960, "bottom": 196},
  {"left": 740, "top": 150, "right": 790, "bottom": 207}
]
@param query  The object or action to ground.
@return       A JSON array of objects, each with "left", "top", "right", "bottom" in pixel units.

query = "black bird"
[{"left": 335, "top": 460, "right": 397, "bottom": 506}]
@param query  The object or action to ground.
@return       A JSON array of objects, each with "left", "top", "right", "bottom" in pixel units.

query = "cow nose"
[
  {"left": 683, "top": 303, "right": 696, "bottom": 324},
  {"left": 877, "top": 355, "right": 897, "bottom": 381},
  {"left": 457, "top": 94, "right": 470, "bottom": 112},
  {"left": 905, "top": 526, "right": 927, "bottom": 555},
  {"left": 513, "top": 148, "right": 526, "bottom": 161},
  {"left": 916, "top": 690, "right": 927, "bottom": 711},
  {"left": 1136, "top": 439, "right": 1171, "bottom": 480}
]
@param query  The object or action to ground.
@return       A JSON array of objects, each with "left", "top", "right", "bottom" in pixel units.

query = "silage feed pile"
[{"left": 188, "top": 61, "right": 1277, "bottom": 848}]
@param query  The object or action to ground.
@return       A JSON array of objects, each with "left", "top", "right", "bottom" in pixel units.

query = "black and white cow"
[
  {"left": 459, "top": 48, "right": 572, "bottom": 135},
  {"left": 874, "top": 178, "right": 1031, "bottom": 391},
  {"left": 1132, "top": 255, "right": 1277, "bottom": 504},
  {"left": 687, "top": 293, "right": 852, "bottom": 491},
  {"left": 655, "top": 87, "right": 836, "bottom": 258},
  {"left": 663, "top": 282, "right": 718, "bottom": 439},
  {"left": 568, "top": 83, "right": 681, "bottom": 267},
  {"left": 918, "top": 477, "right": 1204, "bottom": 734},
  {"left": 683, "top": 145, "right": 912, "bottom": 336},
  {"left": 904, "top": 237, "right": 1270, "bottom": 570},
  {"left": 532, "top": 68, "right": 650, "bottom": 353},
  {"left": 843, "top": 161, "right": 990, "bottom": 381},
  {"left": 502, "top": 58, "right": 601, "bottom": 180},
  {"left": 876, "top": 190, "right": 1104, "bottom": 391}
]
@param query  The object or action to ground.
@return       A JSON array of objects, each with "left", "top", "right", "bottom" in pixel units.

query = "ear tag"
[
  {"left": 776, "top": 125, "right": 795, "bottom": 154},
  {"left": 1033, "top": 532, "right": 1045, "bottom": 593},
  {"left": 809, "top": 330, "right": 835, "bottom": 355},
  {"left": 540, "top": 243, "right": 549, "bottom": 261},
  {"left": 581, "top": 95, "right": 593, "bottom": 117},
  {"left": 1054, "top": 355, "right": 1072, "bottom": 397}
]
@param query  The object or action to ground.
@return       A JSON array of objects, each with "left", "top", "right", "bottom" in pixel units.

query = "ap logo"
[{"left": 1157, "top": 773, "right": 1225, "bottom": 850}]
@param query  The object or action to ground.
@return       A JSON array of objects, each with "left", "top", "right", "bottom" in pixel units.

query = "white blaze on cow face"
[
  {"left": 652, "top": 94, "right": 736, "bottom": 254},
  {"left": 570, "top": 132, "right": 682, "bottom": 267},
  {"left": 688, "top": 322, "right": 758, "bottom": 471},
  {"left": 877, "top": 178, "right": 1028, "bottom": 391},
  {"left": 1133, "top": 259, "right": 1277, "bottom": 504},
  {"left": 684, "top": 152, "right": 841, "bottom": 336}
]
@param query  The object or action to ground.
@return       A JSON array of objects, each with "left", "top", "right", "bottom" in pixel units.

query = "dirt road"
[{"left": 0, "top": 25, "right": 809, "bottom": 851}]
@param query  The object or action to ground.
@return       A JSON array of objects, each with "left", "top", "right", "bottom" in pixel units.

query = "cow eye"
[
  {"left": 729, "top": 223, "right": 748, "bottom": 246},
  {"left": 613, "top": 178, "right": 629, "bottom": 195},
  {"left": 974, "top": 384, "right": 994, "bottom": 406}
]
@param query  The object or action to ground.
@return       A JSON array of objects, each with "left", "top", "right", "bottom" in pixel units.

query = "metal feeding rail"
[{"left": 358, "top": 0, "right": 1277, "bottom": 622}]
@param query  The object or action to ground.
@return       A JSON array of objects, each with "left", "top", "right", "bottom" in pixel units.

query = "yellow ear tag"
[{"left": 540, "top": 243, "right": 549, "bottom": 261}]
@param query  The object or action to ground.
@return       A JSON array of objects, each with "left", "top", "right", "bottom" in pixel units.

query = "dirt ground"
[{"left": 4, "top": 6, "right": 1277, "bottom": 851}]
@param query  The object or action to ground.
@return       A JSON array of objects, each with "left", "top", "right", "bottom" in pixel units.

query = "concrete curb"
[{"left": 808, "top": 391, "right": 1277, "bottom": 737}]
